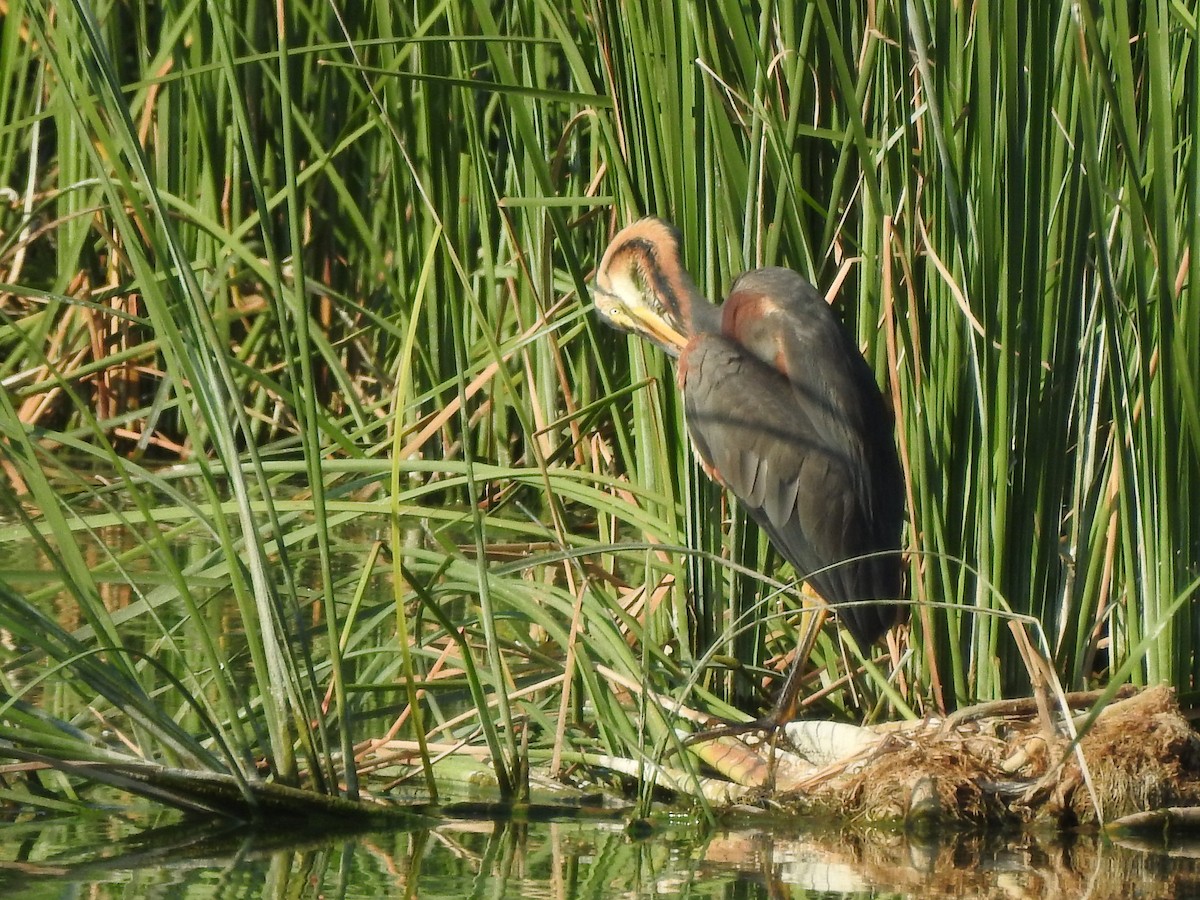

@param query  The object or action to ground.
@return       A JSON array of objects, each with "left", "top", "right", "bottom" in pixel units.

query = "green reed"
[{"left": 0, "top": 0, "right": 1195, "bottom": 814}]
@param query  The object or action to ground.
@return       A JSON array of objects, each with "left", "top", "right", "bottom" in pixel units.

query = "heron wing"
[
  {"left": 681, "top": 333, "right": 901, "bottom": 646},
  {"left": 766, "top": 295, "right": 906, "bottom": 540}
]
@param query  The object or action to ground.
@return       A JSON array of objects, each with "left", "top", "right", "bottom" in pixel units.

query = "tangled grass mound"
[{"left": 687, "top": 686, "right": 1200, "bottom": 831}]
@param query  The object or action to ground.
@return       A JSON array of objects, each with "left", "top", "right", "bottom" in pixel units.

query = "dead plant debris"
[{"left": 692, "top": 685, "right": 1200, "bottom": 830}]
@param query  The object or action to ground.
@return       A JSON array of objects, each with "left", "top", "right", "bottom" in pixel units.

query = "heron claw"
[{"left": 681, "top": 714, "right": 782, "bottom": 747}]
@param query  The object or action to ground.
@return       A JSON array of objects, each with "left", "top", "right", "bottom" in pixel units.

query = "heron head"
[{"left": 592, "top": 217, "right": 693, "bottom": 356}]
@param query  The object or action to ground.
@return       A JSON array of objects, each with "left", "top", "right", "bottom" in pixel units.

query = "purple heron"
[{"left": 592, "top": 217, "right": 905, "bottom": 722}]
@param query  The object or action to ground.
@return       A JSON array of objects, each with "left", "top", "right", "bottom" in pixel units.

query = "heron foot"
[{"left": 680, "top": 714, "right": 782, "bottom": 748}]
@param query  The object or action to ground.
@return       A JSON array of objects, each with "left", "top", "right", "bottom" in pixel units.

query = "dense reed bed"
[{"left": 0, "top": 1, "right": 1196, "bottom": 817}]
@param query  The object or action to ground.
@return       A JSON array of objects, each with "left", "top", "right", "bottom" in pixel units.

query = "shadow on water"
[{"left": 0, "top": 812, "right": 1198, "bottom": 899}]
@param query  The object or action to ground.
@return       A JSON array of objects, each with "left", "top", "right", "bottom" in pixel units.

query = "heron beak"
[
  {"left": 588, "top": 289, "right": 686, "bottom": 360},
  {"left": 623, "top": 302, "right": 688, "bottom": 356},
  {"left": 591, "top": 283, "right": 688, "bottom": 358}
]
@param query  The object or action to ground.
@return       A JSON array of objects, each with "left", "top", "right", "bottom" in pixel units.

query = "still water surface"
[
  {"left": 3, "top": 485, "right": 1199, "bottom": 897},
  {"left": 0, "top": 809, "right": 1196, "bottom": 898}
]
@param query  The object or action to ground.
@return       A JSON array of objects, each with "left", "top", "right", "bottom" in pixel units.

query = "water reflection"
[{"left": 1, "top": 811, "right": 1198, "bottom": 899}]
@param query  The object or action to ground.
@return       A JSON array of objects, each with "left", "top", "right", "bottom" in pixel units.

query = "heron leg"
[
  {"left": 684, "top": 603, "right": 829, "bottom": 744},
  {"left": 764, "top": 605, "right": 828, "bottom": 727}
]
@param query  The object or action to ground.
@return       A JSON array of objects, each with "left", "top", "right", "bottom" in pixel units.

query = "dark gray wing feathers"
[{"left": 681, "top": 331, "right": 903, "bottom": 647}]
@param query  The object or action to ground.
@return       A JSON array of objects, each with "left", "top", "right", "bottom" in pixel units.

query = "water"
[
  {"left": 3, "top": 481, "right": 1199, "bottom": 897},
  {"left": 1, "top": 810, "right": 1197, "bottom": 898}
]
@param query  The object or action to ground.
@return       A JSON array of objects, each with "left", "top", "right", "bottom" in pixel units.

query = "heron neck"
[
  {"left": 686, "top": 293, "right": 722, "bottom": 336},
  {"left": 650, "top": 258, "right": 720, "bottom": 338}
]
